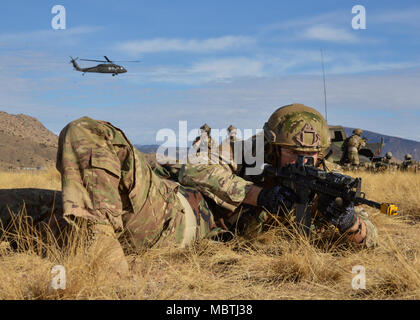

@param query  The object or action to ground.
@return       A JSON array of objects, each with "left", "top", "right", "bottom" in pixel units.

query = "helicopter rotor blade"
[
  {"left": 80, "top": 59, "right": 108, "bottom": 62},
  {"left": 112, "top": 60, "right": 141, "bottom": 63},
  {"left": 104, "top": 56, "right": 112, "bottom": 63}
]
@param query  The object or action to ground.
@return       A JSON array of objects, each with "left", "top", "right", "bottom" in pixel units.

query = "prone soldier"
[
  {"left": 373, "top": 152, "right": 398, "bottom": 173},
  {"left": 400, "top": 154, "right": 418, "bottom": 173},
  {"left": 55, "top": 104, "right": 379, "bottom": 274}
]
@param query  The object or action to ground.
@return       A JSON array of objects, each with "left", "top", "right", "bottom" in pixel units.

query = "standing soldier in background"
[
  {"left": 192, "top": 123, "right": 218, "bottom": 158},
  {"left": 340, "top": 128, "right": 366, "bottom": 168},
  {"left": 219, "top": 124, "right": 239, "bottom": 162}
]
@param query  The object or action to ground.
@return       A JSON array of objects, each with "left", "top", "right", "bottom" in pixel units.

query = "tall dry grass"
[
  {"left": 0, "top": 169, "right": 419, "bottom": 299},
  {"left": 0, "top": 168, "right": 61, "bottom": 190},
  {"left": 350, "top": 171, "right": 420, "bottom": 219}
]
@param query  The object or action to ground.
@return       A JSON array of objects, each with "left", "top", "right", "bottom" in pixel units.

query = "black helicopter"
[{"left": 70, "top": 56, "right": 140, "bottom": 76}]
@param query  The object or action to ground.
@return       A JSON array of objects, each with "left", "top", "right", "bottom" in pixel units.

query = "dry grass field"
[{"left": 0, "top": 168, "right": 419, "bottom": 300}]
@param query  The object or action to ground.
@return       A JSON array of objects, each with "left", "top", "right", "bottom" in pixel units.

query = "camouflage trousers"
[
  {"left": 347, "top": 149, "right": 360, "bottom": 166},
  {"left": 56, "top": 117, "right": 219, "bottom": 249}
]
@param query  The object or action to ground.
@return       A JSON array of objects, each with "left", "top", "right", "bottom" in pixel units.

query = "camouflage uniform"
[
  {"left": 56, "top": 105, "right": 378, "bottom": 250},
  {"left": 372, "top": 152, "right": 398, "bottom": 173},
  {"left": 56, "top": 117, "right": 227, "bottom": 250},
  {"left": 262, "top": 105, "right": 377, "bottom": 247},
  {"left": 343, "top": 129, "right": 366, "bottom": 166},
  {"left": 192, "top": 124, "right": 218, "bottom": 158},
  {"left": 181, "top": 104, "right": 378, "bottom": 248},
  {"left": 219, "top": 125, "right": 239, "bottom": 163},
  {"left": 400, "top": 154, "right": 418, "bottom": 172}
]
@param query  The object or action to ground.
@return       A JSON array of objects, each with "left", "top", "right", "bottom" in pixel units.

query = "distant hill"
[
  {"left": 344, "top": 127, "right": 420, "bottom": 161},
  {"left": 1, "top": 110, "right": 418, "bottom": 170},
  {"left": 135, "top": 145, "right": 189, "bottom": 164},
  {"left": 0, "top": 111, "right": 58, "bottom": 170},
  {"left": 135, "top": 145, "right": 161, "bottom": 154}
]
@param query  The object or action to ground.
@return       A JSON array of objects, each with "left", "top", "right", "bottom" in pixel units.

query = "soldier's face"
[{"left": 280, "top": 148, "right": 319, "bottom": 167}]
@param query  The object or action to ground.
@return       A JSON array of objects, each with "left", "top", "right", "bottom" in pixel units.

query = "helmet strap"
[{"left": 273, "top": 145, "right": 282, "bottom": 168}]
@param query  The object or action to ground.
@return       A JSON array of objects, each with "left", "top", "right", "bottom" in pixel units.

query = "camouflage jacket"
[
  {"left": 347, "top": 135, "right": 366, "bottom": 151},
  {"left": 192, "top": 136, "right": 218, "bottom": 154},
  {"left": 176, "top": 148, "right": 378, "bottom": 248}
]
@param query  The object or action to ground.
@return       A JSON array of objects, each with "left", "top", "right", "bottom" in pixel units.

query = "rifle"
[{"left": 263, "top": 155, "right": 398, "bottom": 236}]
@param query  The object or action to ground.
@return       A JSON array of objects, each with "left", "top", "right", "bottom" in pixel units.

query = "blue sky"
[{"left": 0, "top": 0, "right": 419, "bottom": 144}]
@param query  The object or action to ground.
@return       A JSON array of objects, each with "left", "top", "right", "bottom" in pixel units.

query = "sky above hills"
[{"left": 0, "top": 0, "right": 419, "bottom": 144}]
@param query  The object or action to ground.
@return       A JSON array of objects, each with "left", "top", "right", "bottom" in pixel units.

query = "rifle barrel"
[{"left": 355, "top": 197, "right": 381, "bottom": 209}]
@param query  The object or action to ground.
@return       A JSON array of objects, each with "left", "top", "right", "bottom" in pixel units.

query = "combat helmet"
[
  {"left": 200, "top": 123, "right": 211, "bottom": 134},
  {"left": 353, "top": 128, "right": 363, "bottom": 136},
  {"left": 263, "top": 103, "right": 330, "bottom": 152},
  {"left": 227, "top": 124, "right": 237, "bottom": 132},
  {"left": 405, "top": 154, "right": 412, "bottom": 160},
  {"left": 385, "top": 152, "right": 392, "bottom": 159}
]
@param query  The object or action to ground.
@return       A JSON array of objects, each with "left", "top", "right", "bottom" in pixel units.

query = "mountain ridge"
[{"left": 0, "top": 110, "right": 418, "bottom": 171}]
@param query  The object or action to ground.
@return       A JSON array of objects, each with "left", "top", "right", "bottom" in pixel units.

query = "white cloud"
[
  {"left": 261, "top": 11, "right": 347, "bottom": 33},
  {"left": 374, "top": 8, "right": 420, "bottom": 26},
  {"left": 327, "top": 60, "right": 420, "bottom": 74},
  {"left": 142, "top": 57, "right": 264, "bottom": 84},
  {"left": 2, "top": 65, "right": 420, "bottom": 144},
  {"left": 117, "top": 36, "right": 255, "bottom": 54},
  {"left": 145, "top": 71, "right": 420, "bottom": 143},
  {"left": 301, "top": 24, "right": 359, "bottom": 43},
  {"left": 0, "top": 26, "right": 101, "bottom": 44}
]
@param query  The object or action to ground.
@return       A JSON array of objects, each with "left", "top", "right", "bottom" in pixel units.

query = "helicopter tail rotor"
[{"left": 69, "top": 57, "right": 82, "bottom": 71}]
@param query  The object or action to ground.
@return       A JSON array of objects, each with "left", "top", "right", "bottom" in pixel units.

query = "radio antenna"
[{"left": 320, "top": 48, "right": 328, "bottom": 123}]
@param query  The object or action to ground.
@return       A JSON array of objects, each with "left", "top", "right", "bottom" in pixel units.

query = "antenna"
[{"left": 320, "top": 49, "right": 328, "bottom": 123}]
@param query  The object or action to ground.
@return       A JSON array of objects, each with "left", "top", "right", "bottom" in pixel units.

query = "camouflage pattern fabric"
[
  {"left": 263, "top": 104, "right": 330, "bottom": 152},
  {"left": 192, "top": 135, "right": 218, "bottom": 157},
  {"left": 55, "top": 115, "right": 378, "bottom": 250},
  {"left": 365, "top": 157, "right": 399, "bottom": 173},
  {"left": 345, "top": 134, "right": 366, "bottom": 166},
  {"left": 219, "top": 139, "right": 236, "bottom": 163},
  {"left": 178, "top": 153, "right": 254, "bottom": 212},
  {"left": 56, "top": 116, "right": 222, "bottom": 249},
  {"left": 177, "top": 148, "right": 378, "bottom": 247},
  {"left": 400, "top": 159, "right": 418, "bottom": 173}
]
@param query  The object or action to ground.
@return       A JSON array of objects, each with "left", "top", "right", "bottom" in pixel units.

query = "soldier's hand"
[
  {"left": 317, "top": 195, "right": 357, "bottom": 232},
  {"left": 257, "top": 185, "right": 298, "bottom": 215}
]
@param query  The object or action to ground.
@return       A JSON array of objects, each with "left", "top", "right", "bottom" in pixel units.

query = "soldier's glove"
[
  {"left": 317, "top": 195, "right": 357, "bottom": 233},
  {"left": 257, "top": 185, "right": 298, "bottom": 215}
]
